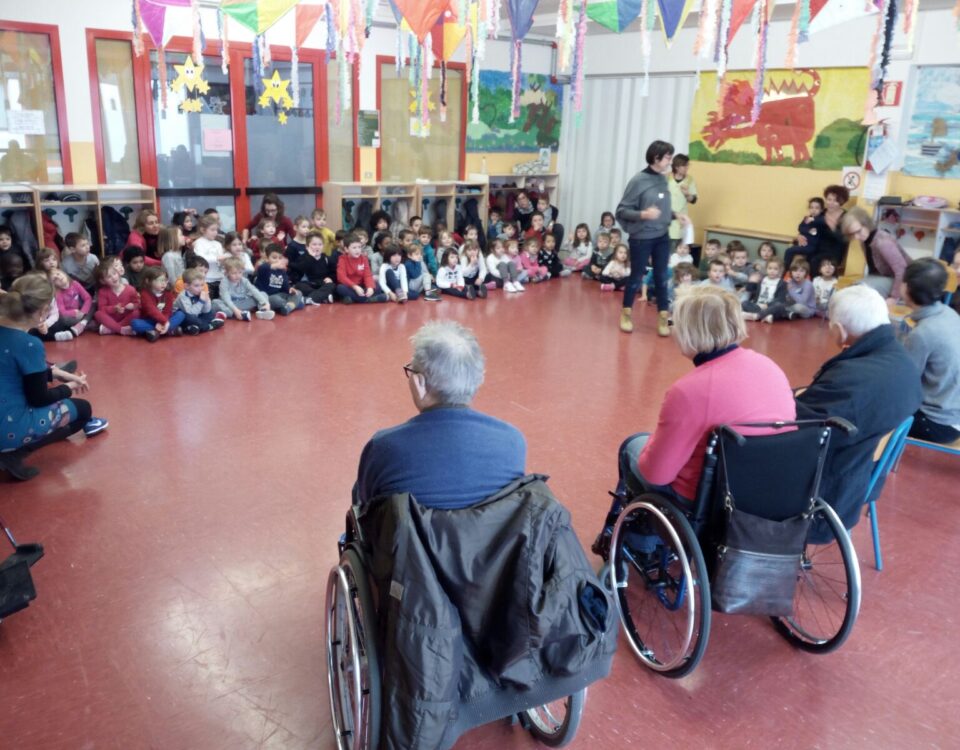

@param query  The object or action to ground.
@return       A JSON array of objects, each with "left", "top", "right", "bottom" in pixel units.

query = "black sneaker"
[
  {"left": 144, "top": 330, "right": 160, "bottom": 343},
  {"left": 209, "top": 319, "right": 225, "bottom": 330},
  {"left": 465, "top": 285, "right": 476, "bottom": 300},
  {"left": 424, "top": 290, "right": 441, "bottom": 302},
  {"left": 184, "top": 325, "right": 201, "bottom": 335},
  {"left": 477, "top": 284, "right": 488, "bottom": 299}
]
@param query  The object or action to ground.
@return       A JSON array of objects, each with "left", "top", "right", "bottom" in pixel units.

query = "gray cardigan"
[
  {"left": 615, "top": 167, "right": 672, "bottom": 240},
  {"left": 904, "top": 302, "right": 960, "bottom": 427}
]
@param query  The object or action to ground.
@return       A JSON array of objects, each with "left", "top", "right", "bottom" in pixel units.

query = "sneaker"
[
  {"left": 255, "top": 309, "right": 275, "bottom": 320},
  {"left": 70, "top": 323, "right": 85, "bottom": 337},
  {"left": 504, "top": 281, "right": 516, "bottom": 293},
  {"left": 328, "top": 294, "right": 335, "bottom": 304},
  {"left": 99, "top": 325, "right": 113, "bottom": 336},
  {"left": 240, "top": 311, "right": 252, "bottom": 322},
  {"left": 172, "top": 327, "right": 184, "bottom": 336},
  {"left": 56, "top": 360, "right": 78, "bottom": 374},
  {"left": 209, "top": 318, "right": 225, "bottom": 330},
  {"left": 54, "top": 331, "right": 74, "bottom": 342},
  {"left": 143, "top": 330, "right": 160, "bottom": 343},
  {"left": 214, "top": 311, "right": 228, "bottom": 322},
  {"left": 424, "top": 290, "right": 441, "bottom": 302},
  {"left": 743, "top": 312, "right": 759, "bottom": 321},
  {"left": 465, "top": 285, "right": 477, "bottom": 300},
  {"left": 82, "top": 417, "right": 109, "bottom": 437},
  {"left": 120, "top": 326, "right": 135, "bottom": 336},
  {"left": 485, "top": 281, "right": 497, "bottom": 290},
  {"left": 477, "top": 284, "right": 488, "bottom": 299},
  {"left": 514, "top": 282, "right": 526, "bottom": 292},
  {"left": 304, "top": 297, "right": 319, "bottom": 306},
  {"left": 184, "top": 324, "right": 201, "bottom": 335},
  {"left": 600, "top": 283, "right": 614, "bottom": 292},
  {"left": 560, "top": 268, "right": 573, "bottom": 277}
]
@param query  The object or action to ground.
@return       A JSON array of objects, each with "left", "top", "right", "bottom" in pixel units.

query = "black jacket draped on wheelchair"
[{"left": 350, "top": 474, "right": 618, "bottom": 749}]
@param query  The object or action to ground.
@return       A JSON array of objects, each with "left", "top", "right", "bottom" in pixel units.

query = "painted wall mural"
[
  {"left": 902, "top": 66, "right": 960, "bottom": 180},
  {"left": 466, "top": 70, "right": 563, "bottom": 153},
  {"left": 689, "top": 67, "right": 870, "bottom": 170}
]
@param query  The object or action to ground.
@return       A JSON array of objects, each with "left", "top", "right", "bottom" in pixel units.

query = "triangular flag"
[
  {"left": 809, "top": 0, "right": 878, "bottom": 34},
  {"left": 508, "top": 0, "right": 541, "bottom": 40},
  {"left": 392, "top": 0, "right": 451, "bottom": 42},
  {"left": 295, "top": 2, "right": 326, "bottom": 49},
  {"left": 584, "top": 0, "right": 643, "bottom": 32},
  {"left": 727, "top": 0, "right": 758, "bottom": 45},
  {"left": 657, "top": 0, "right": 694, "bottom": 43},
  {"left": 139, "top": 0, "right": 191, "bottom": 48},
  {"left": 220, "top": 0, "right": 299, "bottom": 36}
]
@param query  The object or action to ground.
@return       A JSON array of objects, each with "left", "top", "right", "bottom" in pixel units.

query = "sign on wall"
[
  {"left": 902, "top": 66, "right": 960, "bottom": 180},
  {"left": 466, "top": 71, "right": 562, "bottom": 153},
  {"left": 689, "top": 67, "right": 870, "bottom": 170}
]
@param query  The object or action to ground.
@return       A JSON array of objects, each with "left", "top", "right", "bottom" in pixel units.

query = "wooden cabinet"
[{"left": 874, "top": 204, "right": 960, "bottom": 261}]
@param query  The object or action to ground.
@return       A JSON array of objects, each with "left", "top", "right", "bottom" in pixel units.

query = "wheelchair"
[
  {"left": 597, "top": 418, "right": 862, "bottom": 679},
  {"left": 325, "top": 503, "right": 589, "bottom": 749}
]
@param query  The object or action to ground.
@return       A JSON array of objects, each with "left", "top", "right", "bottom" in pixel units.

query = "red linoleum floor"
[{"left": 1, "top": 278, "right": 958, "bottom": 749}]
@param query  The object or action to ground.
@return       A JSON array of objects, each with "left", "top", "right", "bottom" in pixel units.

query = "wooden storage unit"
[
  {"left": 321, "top": 182, "right": 419, "bottom": 233},
  {"left": 31, "top": 183, "right": 155, "bottom": 257},
  {"left": 378, "top": 183, "right": 418, "bottom": 231},
  {"left": 0, "top": 183, "right": 38, "bottom": 264},
  {"left": 874, "top": 204, "right": 960, "bottom": 261},
  {"left": 416, "top": 181, "right": 457, "bottom": 230},
  {"left": 454, "top": 180, "right": 489, "bottom": 233},
  {"left": 487, "top": 173, "right": 560, "bottom": 208}
]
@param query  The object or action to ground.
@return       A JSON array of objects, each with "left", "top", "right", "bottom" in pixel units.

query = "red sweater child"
[
  {"left": 140, "top": 287, "right": 176, "bottom": 324},
  {"left": 337, "top": 253, "right": 375, "bottom": 290},
  {"left": 94, "top": 284, "right": 141, "bottom": 333}
]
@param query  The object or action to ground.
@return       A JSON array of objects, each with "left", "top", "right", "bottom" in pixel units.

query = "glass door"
[{"left": 151, "top": 51, "right": 237, "bottom": 230}]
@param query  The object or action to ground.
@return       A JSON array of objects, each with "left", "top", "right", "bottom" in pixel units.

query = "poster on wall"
[
  {"left": 466, "top": 71, "right": 562, "bottom": 153},
  {"left": 902, "top": 67, "right": 960, "bottom": 180},
  {"left": 688, "top": 68, "right": 870, "bottom": 170}
]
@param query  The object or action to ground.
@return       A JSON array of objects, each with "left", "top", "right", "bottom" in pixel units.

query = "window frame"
[
  {"left": 375, "top": 54, "right": 467, "bottom": 182},
  {"left": 0, "top": 20, "right": 73, "bottom": 182}
]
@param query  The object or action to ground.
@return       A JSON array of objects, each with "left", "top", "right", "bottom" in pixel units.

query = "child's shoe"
[
  {"left": 214, "top": 311, "right": 228, "bottom": 322},
  {"left": 485, "top": 281, "right": 497, "bottom": 290},
  {"left": 184, "top": 324, "right": 201, "bottom": 335},
  {"left": 143, "top": 330, "right": 160, "bottom": 343},
  {"left": 304, "top": 297, "right": 319, "bottom": 306},
  {"left": 82, "top": 417, "right": 109, "bottom": 437},
  {"left": 255, "top": 310, "right": 276, "bottom": 320},
  {"left": 560, "top": 269, "right": 573, "bottom": 277},
  {"left": 514, "top": 282, "right": 526, "bottom": 292},
  {"left": 99, "top": 325, "right": 113, "bottom": 335},
  {"left": 120, "top": 326, "right": 135, "bottom": 336},
  {"left": 504, "top": 281, "right": 516, "bottom": 293},
  {"left": 476, "top": 284, "right": 487, "bottom": 299},
  {"left": 600, "top": 283, "right": 614, "bottom": 292},
  {"left": 54, "top": 331, "right": 74, "bottom": 342},
  {"left": 70, "top": 323, "right": 85, "bottom": 337},
  {"left": 210, "top": 318, "right": 225, "bottom": 330},
  {"left": 742, "top": 312, "right": 759, "bottom": 321}
]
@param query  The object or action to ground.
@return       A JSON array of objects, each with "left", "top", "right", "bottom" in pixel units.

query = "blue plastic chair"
[{"left": 864, "top": 416, "right": 914, "bottom": 572}]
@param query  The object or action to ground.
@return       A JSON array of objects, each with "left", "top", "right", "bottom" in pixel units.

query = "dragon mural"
[{"left": 701, "top": 69, "right": 822, "bottom": 164}]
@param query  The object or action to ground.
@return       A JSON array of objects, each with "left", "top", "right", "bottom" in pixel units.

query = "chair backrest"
[
  {"left": 865, "top": 416, "right": 913, "bottom": 500},
  {"left": 707, "top": 424, "right": 833, "bottom": 523}
]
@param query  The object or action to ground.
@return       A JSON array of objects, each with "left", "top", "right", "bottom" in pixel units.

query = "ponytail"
[{"left": 0, "top": 273, "right": 53, "bottom": 322}]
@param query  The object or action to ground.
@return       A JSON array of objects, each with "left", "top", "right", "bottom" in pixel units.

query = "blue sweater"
[{"left": 356, "top": 407, "right": 527, "bottom": 509}]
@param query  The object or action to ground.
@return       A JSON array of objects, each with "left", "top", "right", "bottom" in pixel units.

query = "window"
[
  {"left": 326, "top": 59, "right": 354, "bottom": 181},
  {"left": 379, "top": 61, "right": 462, "bottom": 181},
  {"left": 0, "top": 25, "right": 68, "bottom": 183},
  {"left": 94, "top": 39, "right": 141, "bottom": 183}
]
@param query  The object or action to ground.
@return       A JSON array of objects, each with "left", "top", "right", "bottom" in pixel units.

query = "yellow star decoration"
[
  {"left": 169, "top": 56, "right": 209, "bottom": 113},
  {"left": 258, "top": 70, "right": 294, "bottom": 110},
  {"left": 278, "top": 111, "right": 288, "bottom": 125},
  {"left": 408, "top": 88, "right": 436, "bottom": 114}
]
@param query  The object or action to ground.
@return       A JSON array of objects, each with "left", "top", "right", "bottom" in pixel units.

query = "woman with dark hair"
[
  {"left": 615, "top": 140, "right": 688, "bottom": 336},
  {"left": 0, "top": 274, "right": 108, "bottom": 480},
  {"left": 809, "top": 184, "right": 850, "bottom": 273},
  {"left": 243, "top": 193, "right": 295, "bottom": 243}
]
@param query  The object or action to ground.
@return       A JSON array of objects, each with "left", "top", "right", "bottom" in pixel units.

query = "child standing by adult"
[
  {"left": 94, "top": 263, "right": 139, "bottom": 335},
  {"left": 134, "top": 266, "right": 184, "bottom": 341},
  {"left": 600, "top": 244, "right": 631, "bottom": 291},
  {"left": 379, "top": 244, "right": 412, "bottom": 303},
  {"left": 336, "top": 233, "right": 386, "bottom": 304},
  {"left": 61, "top": 233, "right": 100, "bottom": 294},
  {"left": 217, "top": 257, "right": 275, "bottom": 320},
  {"left": 254, "top": 246, "right": 304, "bottom": 315},
  {"left": 175, "top": 268, "right": 224, "bottom": 334},
  {"left": 293, "top": 232, "right": 337, "bottom": 304},
  {"left": 192, "top": 215, "right": 226, "bottom": 298},
  {"left": 562, "top": 223, "right": 592, "bottom": 273}
]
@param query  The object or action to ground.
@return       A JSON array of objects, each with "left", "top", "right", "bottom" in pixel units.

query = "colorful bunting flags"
[
  {"left": 507, "top": 0, "right": 541, "bottom": 121},
  {"left": 219, "top": 0, "right": 300, "bottom": 36},
  {"left": 584, "top": 0, "right": 642, "bottom": 33},
  {"left": 656, "top": 0, "right": 694, "bottom": 45}
]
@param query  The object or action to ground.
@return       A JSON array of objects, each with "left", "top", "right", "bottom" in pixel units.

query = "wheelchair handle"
[
  {"left": 825, "top": 416, "right": 858, "bottom": 436},
  {"left": 717, "top": 425, "right": 747, "bottom": 446}
]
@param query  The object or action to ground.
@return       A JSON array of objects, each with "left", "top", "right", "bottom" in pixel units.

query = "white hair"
[
  {"left": 410, "top": 321, "right": 485, "bottom": 406},
  {"left": 828, "top": 285, "right": 889, "bottom": 338}
]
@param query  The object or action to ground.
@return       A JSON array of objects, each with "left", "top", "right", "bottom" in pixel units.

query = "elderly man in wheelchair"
[
  {"left": 592, "top": 287, "right": 862, "bottom": 678},
  {"left": 326, "top": 321, "right": 617, "bottom": 750}
]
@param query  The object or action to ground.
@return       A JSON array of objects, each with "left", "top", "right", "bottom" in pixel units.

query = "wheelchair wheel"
[
  {"left": 609, "top": 496, "right": 711, "bottom": 678},
  {"left": 773, "top": 499, "right": 862, "bottom": 653},
  {"left": 520, "top": 690, "right": 585, "bottom": 747},
  {"left": 325, "top": 548, "right": 381, "bottom": 750}
]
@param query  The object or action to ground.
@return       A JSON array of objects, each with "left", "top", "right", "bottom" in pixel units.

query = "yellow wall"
[
  {"left": 357, "top": 149, "right": 558, "bottom": 183},
  {"left": 69, "top": 141, "right": 98, "bottom": 184},
  {"left": 888, "top": 172, "right": 960, "bottom": 206}
]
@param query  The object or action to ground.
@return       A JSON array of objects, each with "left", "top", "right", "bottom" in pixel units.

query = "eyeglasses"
[{"left": 402, "top": 362, "right": 420, "bottom": 378}]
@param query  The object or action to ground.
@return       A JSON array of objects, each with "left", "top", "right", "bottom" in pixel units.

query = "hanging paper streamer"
[
  {"left": 571, "top": 0, "right": 588, "bottom": 113},
  {"left": 158, "top": 46, "right": 168, "bottom": 109},
  {"left": 488, "top": 0, "right": 502, "bottom": 38},
  {"left": 555, "top": 0, "right": 573, "bottom": 72},
  {"left": 657, "top": 0, "right": 694, "bottom": 45},
  {"left": 507, "top": 1, "right": 541, "bottom": 121},
  {"left": 865, "top": 0, "right": 898, "bottom": 123},
  {"left": 901, "top": 0, "right": 917, "bottom": 52},
  {"left": 693, "top": 0, "right": 717, "bottom": 57},
  {"left": 191, "top": 0, "right": 202, "bottom": 63},
  {"left": 218, "top": 9, "right": 229, "bottom": 74},
  {"left": 716, "top": 0, "right": 733, "bottom": 85},
  {"left": 132, "top": 0, "right": 145, "bottom": 57},
  {"left": 638, "top": 0, "right": 655, "bottom": 97},
  {"left": 750, "top": 0, "right": 769, "bottom": 123}
]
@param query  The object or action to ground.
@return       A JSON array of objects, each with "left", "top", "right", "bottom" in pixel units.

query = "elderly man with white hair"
[
  {"left": 355, "top": 320, "right": 526, "bottom": 508},
  {"left": 795, "top": 285, "right": 921, "bottom": 529}
]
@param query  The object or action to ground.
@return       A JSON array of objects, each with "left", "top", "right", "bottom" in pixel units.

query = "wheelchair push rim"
[
  {"left": 773, "top": 499, "right": 862, "bottom": 653},
  {"left": 520, "top": 689, "right": 585, "bottom": 747},
  {"left": 609, "top": 498, "right": 711, "bottom": 677},
  {"left": 325, "top": 550, "right": 381, "bottom": 750}
]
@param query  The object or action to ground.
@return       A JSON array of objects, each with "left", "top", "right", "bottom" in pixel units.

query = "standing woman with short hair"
[
  {"left": 0, "top": 274, "right": 107, "bottom": 480},
  {"left": 616, "top": 140, "right": 687, "bottom": 336}
]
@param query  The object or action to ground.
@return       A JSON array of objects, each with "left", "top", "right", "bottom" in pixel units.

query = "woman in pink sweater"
[{"left": 594, "top": 286, "right": 796, "bottom": 553}]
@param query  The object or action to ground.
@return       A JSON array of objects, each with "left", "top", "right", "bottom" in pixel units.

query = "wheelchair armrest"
[
  {"left": 717, "top": 424, "right": 746, "bottom": 446},
  {"left": 344, "top": 507, "right": 366, "bottom": 548},
  {"left": 825, "top": 416, "right": 857, "bottom": 437}
]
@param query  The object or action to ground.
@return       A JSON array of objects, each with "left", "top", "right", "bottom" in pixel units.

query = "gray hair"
[
  {"left": 829, "top": 285, "right": 889, "bottom": 338},
  {"left": 410, "top": 321, "right": 485, "bottom": 406}
]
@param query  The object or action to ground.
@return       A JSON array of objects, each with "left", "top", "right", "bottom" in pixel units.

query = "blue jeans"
[
  {"left": 384, "top": 268, "right": 418, "bottom": 299},
  {"left": 623, "top": 234, "right": 671, "bottom": 311},
  {"left": 130, "top": 310, "right": 185, "bottom": 334}
]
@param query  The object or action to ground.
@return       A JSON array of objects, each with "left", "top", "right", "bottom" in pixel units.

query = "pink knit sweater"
[{"left": 638, "top": 347, "right": 797, "bottom": 499}]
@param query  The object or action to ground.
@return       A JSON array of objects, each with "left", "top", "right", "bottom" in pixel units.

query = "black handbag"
[{"left": 0, "top": 517, "right": 44, "bottom": 621}]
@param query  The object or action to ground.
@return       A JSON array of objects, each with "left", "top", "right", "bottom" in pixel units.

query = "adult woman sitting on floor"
[
  {"left": 593, "top": 286, "right": 796, "bottom": 554},
  {"left": 809, "top": 184, "right": 850, "bottom": 273},
  {"left": 841, "top": 207, "right": 913, "bottom": 304},
  {"left": 0, "top": 274, "right": 108, "bottom": 481}
]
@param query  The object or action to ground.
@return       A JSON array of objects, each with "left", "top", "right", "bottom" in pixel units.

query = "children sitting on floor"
[
  {"left": 670, "top": 262, "right": 699, "bottom": 304},
  {"left": 310, "top": 209, "right": 337, "bottom": 256},
  {"left": 123, "top": 246, "right": 147, "bottom": 290},
  {"left": 417, "top": 226, "right": 439, "bottom": 277},
  {"left": 784, "top": 197, "right": 825, "bottom": 271},
  {"left": 175, "top": 254, "right": 209, "bottom": 295},
  {"left": 51, "top": 268, "right": 92, "bottom": 339},
  {"left": 402, "top": 244, "right": 439, "bottom": 301},
  {"left": 727, "top": 243, "right": 756, "bottom": 289},
  {"left": 784, "top": 259, "right": 816, "bottom": 319},
  {"left": 753, "top": 241, "right": 777, "bottom": 276},
  {"left": 600, "top": 243, "right": 631, "bottom": 292},
  {"left": 519, "top": 238, "right": 550, "bottom": 282},
  {"left": 285, "top": 215, "right": 311, "bottom": 264},
  {"left": 460, "top": 240, "right": 488, "bottom": 298},
  {"left": 35, "top": 247, "right": 58, "bottom": 275},
  {"left": 248, "top": 217, "right": 280, "bottom": 259},
  {"left": 255, "top": 245, "right": 304, "bottom": 315},
  {"left": 505, "top": 239, "right": 529, "bottom": 284},
  {"left": 62, "top": 233, "right": 99, "bottom": 294},
  {"left": 175, "top": 268, "right": 224, "bottom": 334},
  {"left": 0, "top": 225, "right": 31, "bottom": 271},
  {"left": 699, "top": 238, "right": 722, "bottom": 275},
  {"left": 669, "top": 242, "right": 694, "bottom": 269},
  {"left": 94, "top": 263, "right": 139, "bottom": 336},
  {"left": 192, "top": 215, "right": 226, "bottom": 298},
  {"left": 379, "top": 243, "right": 411, "bottom": 303},
  {"left": 539, "top": 234, "right": 566, "bottom": 278},
  {"left": 487, "top": 207, "right": 504, "bottom": 244},
  {"left": 700, "top": 256, "right": 736, "bottom": 292},
  {"left": 583, "top": 231, "right": 613, "bottom": 281},
  {"left": 597, "top": 211, "right": 617, "bottom": 237},
  {"left": 742, "top": 258, "right": 788, "bottom": 323},
  {"left": 436, "top": 248, "right": 473, "bottom": 300},
  {"left": 293, "top": 232, "right": 337, "bottom": 305},
  {"left": 336, "top": 232, "right": 385, "bottom": 304},
  {"left": 486, "top": 238, "right": 524, "bottom": 292},
  {"left": 562, "top": 223, "right": 592, "bottom": 273},
  {"left": 217, "top": 257, "right": 275, "bottom": 321},
  {"left": 524, "top": 212, "right": 546, "bottom": 243},
  {"left": 222, "top": 231, "right": 254, "bottom": 276},
  {"left": 813, "top": 258, "right": 837, "bottom": 317},
  {"left": 134, "top": 266, "right": 183, "bottom": 341}
]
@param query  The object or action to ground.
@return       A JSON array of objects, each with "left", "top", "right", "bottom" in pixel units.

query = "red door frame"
[
  {"left": 86, "top": 29, "right": 358, "bottom": 228},
  {"left": 374, "top": 55, "right": 467, "bottom": 182},
  {"left": 0, "top": 20, "right": 73, "bottom": 183}
]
